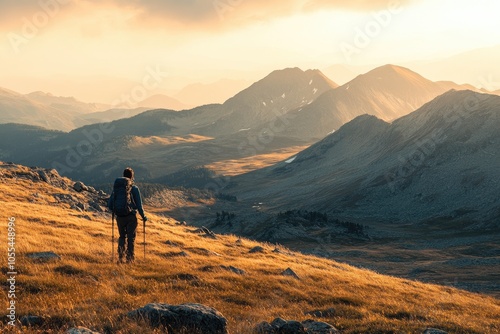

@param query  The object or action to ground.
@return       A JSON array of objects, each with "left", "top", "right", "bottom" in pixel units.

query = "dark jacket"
[{"left": 107, "top": 185, "right": 146, "bottom": 219}]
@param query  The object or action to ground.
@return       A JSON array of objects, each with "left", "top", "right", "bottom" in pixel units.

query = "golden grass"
[{"left": 0, "top": 178, "right": 499, "bottom": 334}]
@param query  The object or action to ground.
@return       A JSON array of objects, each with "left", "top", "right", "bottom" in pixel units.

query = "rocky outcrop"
[
  {"left": 0, "top": 162, "right": 109, "bottom": 214},
  {"left": 128, "top": 303, "right": 228, "bottom": 334},
  {"left": 254, "top": 318, "right": 338, "bottom": 334},
  {"left": 422, "top": 329, "right": 448, "bottom": 334},
  {"left": 66, "top": 327, "right": 102, "bottom": 334}
]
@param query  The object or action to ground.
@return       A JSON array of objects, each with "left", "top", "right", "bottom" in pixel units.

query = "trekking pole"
[
  {"left": 143, "top": 219, "right": 146, "bottom": 260},
  {"left": 112, "top": 212, "right": 115, "bottom": 263}
]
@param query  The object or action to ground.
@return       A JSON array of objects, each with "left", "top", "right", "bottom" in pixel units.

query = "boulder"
[
  {"left": 66, "top": 327, "right": 102, "bottom": 334},
  {"left": 302, "top": 319, "right": 339, "bottom": 333},
  {"left": 26, "top": 251, "right": 61, "bottom": 262},
  {"left": 221, "top": 265, "right": 246, "bottom": 275},
  {"left": 254, "top": 318, "right": 339, "bottom": 334},
  {"left": 128, "top": 303, "right": 228, "bottom": 334},
  {"left": 20, "top": 315, "right": 44, "bottom": 327},
  {"left": 279, "top": 320, "right": 306, "bottom": 333},
  {"left": 304, "top": 308, "right": 336, "bottom": 318},
  {"left": 254, "top": 321, "right": 275, "bottom": 334},
  {"left": 37, "top": 170, "right": 50, "bottom": 183},
  {"left": 423, "top": 329, "right": 448, "bottom": 334},
  {"left": 249, "top": 246, "right": 265, "bottom": 253},
  {"left": 281, "top": 268, "right": 300, "bottom": 280},
  {"left": 73, "top": 181, "right": 88, "bottom": 192}
]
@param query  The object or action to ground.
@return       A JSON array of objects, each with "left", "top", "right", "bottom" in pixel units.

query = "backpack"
[{"left": 112, "top": 177, "right": 133, "bottom": 217}]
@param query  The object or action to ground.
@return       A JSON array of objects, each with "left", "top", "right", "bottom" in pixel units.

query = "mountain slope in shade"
[
  {"left": 231, "top": 90, "right": 500, "bottom": 224},
  {"left": 283, "top": 65, "right": 481, "bottom": 140},
  {"left": 137, "top": 94, "right": 192, "bottom": 110},
  {"left": 197, "top": 67, "right": 339, "bottom": 136}
]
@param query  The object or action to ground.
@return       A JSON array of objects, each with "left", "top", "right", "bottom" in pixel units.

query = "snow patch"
[
  {"left": 238, "top": 128, "right": 251, "bottom": 132},
  {"left": 285, "top": 156, "right": 297, "bottom": 163},
  {"left": 313, "top": 88, "right": 318, "bottom": 94},
  {"left": 346, "top": 85, "right": 350, "bottom": 90},
  {"left": 309, "top": 79, "right": 313, "bottom": 85},
  {"left": 327, "top": 129, "right": 336, "bottom": 135},
  {"left": 282, "top": 93, "right": 286, "bottom": 99},
  {"left": 262, "top": 101, "right": 267, "bottom": 106}
]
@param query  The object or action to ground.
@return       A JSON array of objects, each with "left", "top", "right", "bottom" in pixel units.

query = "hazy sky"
[{"left": 1, "top": 0, "right": 499, "bottom": 102}]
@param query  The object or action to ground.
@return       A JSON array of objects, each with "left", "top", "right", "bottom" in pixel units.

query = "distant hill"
[
  {"left": 137, "top": 94, "right": 192, "bottom": 110},
  {"left": 0, "top": 88, "right": 81, "bottom": 131},
  {"left": 231, "top": 90, "right": 500, "bottom": 225}
]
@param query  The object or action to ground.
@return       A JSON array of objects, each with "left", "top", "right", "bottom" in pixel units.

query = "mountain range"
[
  {"left": 228, "top": 89, "right": 500, "bottom": 225},
  {"left": 0, "top": 89, "right": 192, "bottom": 131},
  {"left": 0, "top": 65, "right": 490, "bottom": 185}
]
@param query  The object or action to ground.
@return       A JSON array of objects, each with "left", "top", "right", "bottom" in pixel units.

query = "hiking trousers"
[{"left": 117, "top": 214, "right": 138, "bottom": 262}]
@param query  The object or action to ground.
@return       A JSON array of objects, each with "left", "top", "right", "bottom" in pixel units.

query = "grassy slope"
[{"left": 0, "top": 175, "right": 499, "bottom": 333}]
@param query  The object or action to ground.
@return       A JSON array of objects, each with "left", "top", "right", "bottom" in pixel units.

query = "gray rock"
[
  {"left": 37, "top": 170, "right": 49, "bottom": 183},
  {"left": 270, "top": 318, "right": 288, "bottom": 328},
  {"left": 128, "top": 303, "right": 228, "bottom": 334},
  {"left": 280, "top": 321, "right": 306, "bottom": 333},
  {"left": 221, "top": 265, "right": 246, "bottom": 275},
  {"left": 304, "top": 308, "right": 336, "bottom": 318},
  {"left": 20, "top": 315, "right": 44, "bottom": 326},
  {"left": 26, "top": 251, "right": 61, "bottom": 262},
  {"left": 89, "top": 201, "right": 104, "bottom": 212},
  {"left": 281, "top": 268, "right": 300, "bottom": 279},
  {"left": 254, "top": 321, "right": 275, "bottom": 334},
  {"left": 163, "top": 251, "right": 189, "bottom": 258},
  {"left": 302, "top": 319, "right": 339, "bottom": 333},
  {"left": 73, "top": 181, "right": 88, "bottom": 192},
  {"left": 76, "top": 202, "right": 88, "bottom": 211},
  {"left": 249, "top": 246, "right": 265, "bottom": 253},
  {"left": 255, "top": 318, "right": 338, "bottom": 334},
  {"left": 66, "top": 327, "right": 102, "bottom": 334},
  {"left": 423, "top": 329, "right": 448, "bottom": 334}
]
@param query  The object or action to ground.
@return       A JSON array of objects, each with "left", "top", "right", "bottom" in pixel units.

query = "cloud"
[
  {"left": 0, "top": 0, "right": 415, "bottom": 32},
  {"left": 121, "top": 0, "right": 415, "bottom": 25}
]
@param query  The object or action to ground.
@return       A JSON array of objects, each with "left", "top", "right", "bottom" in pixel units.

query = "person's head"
[{"left": 123, "top": 167, "right": 134, "bottom": 180}]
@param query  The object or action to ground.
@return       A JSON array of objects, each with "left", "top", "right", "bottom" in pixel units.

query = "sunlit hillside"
[{"left": 1, "top": 162, "right": 499, "bottom": 333}]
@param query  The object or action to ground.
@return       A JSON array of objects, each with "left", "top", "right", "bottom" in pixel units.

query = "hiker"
[{"left": 108, "top": 167, "right": 148, "bottom": 263}]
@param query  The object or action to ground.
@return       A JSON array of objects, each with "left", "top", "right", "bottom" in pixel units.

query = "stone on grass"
[
  {"left": 66, "top": 327, "right": 102, "bottom": 334},
  {"left": 423, "top": 329, "right": 448, "bottom": 334},
  {"left": 249, "top": 246, "right": 265, "bottom": 253},
  {"left": 128, "top": 303, "right": 228, "bottom": 334},
  {"left": 20, "top": 315, "right": 44, "bottom": 327},
  {"left": 302, "top": 319, "right": 339, "bottom": 333},
  {"left": 73, "top": 181, "right": 88, "bottom": 192},
  {"left": 304, "top": 308, "right": 336, "bottom": 318},
  {"left": 26, "top": 251, "right": 61, "bottom": 262},
  {"left": 254, "top": 318, "right": 339, "bottom": 334},
  {"left": 281, "top": 268, "right": 300, "bottom": 279}
]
